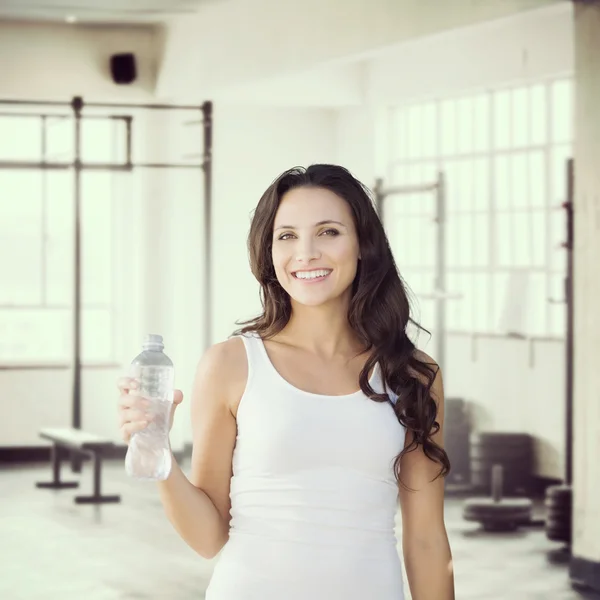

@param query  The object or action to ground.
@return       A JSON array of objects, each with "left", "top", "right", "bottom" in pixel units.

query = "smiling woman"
[{"left": 118, "top": 163, "right": 455, "bottom": 600}]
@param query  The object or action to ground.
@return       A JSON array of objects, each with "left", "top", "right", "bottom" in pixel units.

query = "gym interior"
[{"left": 1, "top": 1, "right": 600, "bottom": 599}]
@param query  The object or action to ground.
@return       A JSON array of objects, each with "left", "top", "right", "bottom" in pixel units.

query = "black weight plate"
[
  {"left": 474, "top": 432, "right": 531, "bottom": 444},
  {"left": 546, "top": 527, "right": 571, "bottom": 543},
  {"left": 470, "top": 445, "right": 533, "bottom": 460}
]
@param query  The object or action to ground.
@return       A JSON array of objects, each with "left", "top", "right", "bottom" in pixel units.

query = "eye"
[
  {"left": 277, "top": 232, "right": 296, "bottom": 241},
  {"left": 320, "top": 228, "right": 339, "bottom": 236}
]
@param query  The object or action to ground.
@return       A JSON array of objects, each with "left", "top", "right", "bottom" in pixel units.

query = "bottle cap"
[{"left": 143, "top": 334, "right": 164, "bottom": 349}]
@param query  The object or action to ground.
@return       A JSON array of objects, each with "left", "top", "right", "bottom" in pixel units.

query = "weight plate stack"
[
  {"left": 445, "top": 398, "right": 471, "bottom": 486},
  {"left": 470, "top": 433, "right": 534, "bottom": 496},
  {"left": 463, "top": 497, "right": 533, "bottom": 532},
  {"left": 545, "top": 484, "right": 572, "bottom": 544}
]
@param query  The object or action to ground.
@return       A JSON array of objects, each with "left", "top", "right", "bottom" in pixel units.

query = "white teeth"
[{"left": 295, "top": 269, "right": 331, "bottom": 280}]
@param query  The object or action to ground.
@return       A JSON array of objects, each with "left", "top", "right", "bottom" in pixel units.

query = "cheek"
[
  {"left": 271, "top": 244, "right": 289, "bottom": 277},
  {"left": 331, "top": 241, "right": 360, "bottom": 270}
]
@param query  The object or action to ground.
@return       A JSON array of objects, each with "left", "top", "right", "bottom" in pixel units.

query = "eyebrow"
[{"left": 274, "top": 220, "right": 347, "bottom": 232}]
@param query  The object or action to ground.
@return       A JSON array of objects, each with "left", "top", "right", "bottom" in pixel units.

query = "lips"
[{"left": 292, "top": 268, "right": 333, "bottom": 281}]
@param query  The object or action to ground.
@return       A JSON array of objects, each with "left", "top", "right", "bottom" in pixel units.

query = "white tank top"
[{"left": 206, "top": 333, "right": 407, "bottom": 600}]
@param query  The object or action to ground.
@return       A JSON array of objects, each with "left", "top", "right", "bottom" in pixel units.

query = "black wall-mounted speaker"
[{"left": 110, "top": 53, "right": 137, "bottom": 85}]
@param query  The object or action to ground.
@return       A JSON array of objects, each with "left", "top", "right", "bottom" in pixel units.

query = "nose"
[{"left": 295, "top": 236, "right": 321, "bottom": 263}]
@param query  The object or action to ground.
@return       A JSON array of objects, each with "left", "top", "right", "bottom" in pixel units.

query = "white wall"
[
  {"left": 365, "top": 3, "right": 573, "bottom": 105},
  {"left": 0, "top": 21, "right": 159, "bottom": 100},
  {"left": 0, "top": 23, "right": 337, "bottom": 450},
  {"left": 211, "top": 104, "right": 338, "bottom": 343},
  {"left": 157, "top": 0, "right": 563, "bottom": 98}
]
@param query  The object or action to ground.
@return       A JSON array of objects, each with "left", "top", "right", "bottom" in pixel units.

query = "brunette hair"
[{"left": 234, "top": 164, "right": 450, "bottom": 484}]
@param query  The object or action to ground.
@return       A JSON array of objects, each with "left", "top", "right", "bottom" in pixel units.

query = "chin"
[{"left": 288, "top": 289, "right": 351, "bottom": 309}]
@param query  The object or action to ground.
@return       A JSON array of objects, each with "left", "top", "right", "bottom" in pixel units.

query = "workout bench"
[{"left": 36, "top": 427, "right": 121, "bottom": 504}]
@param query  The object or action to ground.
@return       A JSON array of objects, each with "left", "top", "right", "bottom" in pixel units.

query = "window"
[
  {"left": 387, "top": 78, "right": 573, "bottom": 337},
  {"left": 0, "top": 112, "right": 122, "bottom": 363}
]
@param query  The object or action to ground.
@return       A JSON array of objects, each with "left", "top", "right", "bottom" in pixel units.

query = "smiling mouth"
[{"left": 292, "top": 269, "right": 333, "bottom": 282}]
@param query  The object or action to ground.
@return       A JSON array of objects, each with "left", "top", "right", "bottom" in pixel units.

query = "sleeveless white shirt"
[{"left": 205, "top": 333, "right": 407, "bottom": 600}]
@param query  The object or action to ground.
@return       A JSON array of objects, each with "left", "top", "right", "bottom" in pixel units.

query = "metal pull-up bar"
[
  {"left": 374, "top": 172, "right": 459, "bottom": 376},
  {"left": 0, "top": 95, "right": 213, "bottom": 443}
]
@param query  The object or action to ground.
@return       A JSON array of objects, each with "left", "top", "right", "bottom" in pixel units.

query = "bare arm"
[
  {"left": 156, "top": 338, "right": 244, "bottom": 558},
  {"left": 399, "top": 352, "right": 455, "bottom": 600}
]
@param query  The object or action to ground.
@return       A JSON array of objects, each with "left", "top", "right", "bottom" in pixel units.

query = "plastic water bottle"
[{"left": 125, "top": 334, "right": 175, "bottom": 481}]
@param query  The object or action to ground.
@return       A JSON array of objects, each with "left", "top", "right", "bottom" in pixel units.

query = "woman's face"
[{"left": 271, "top": 186, "right": 360, "bottom": 308}]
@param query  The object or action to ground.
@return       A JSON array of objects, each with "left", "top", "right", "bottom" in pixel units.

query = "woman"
[{"left": 118, "top": 164, "right": 455, "bottom": 599}]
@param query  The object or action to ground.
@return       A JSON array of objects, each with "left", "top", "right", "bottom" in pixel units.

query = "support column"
[{"left": 570, "top": 1, "right": 600, "bottom": 593}]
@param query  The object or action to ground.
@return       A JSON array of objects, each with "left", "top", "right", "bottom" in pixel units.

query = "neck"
[{"left": 281, "top": 296, "right": 364, "bottom": 358}]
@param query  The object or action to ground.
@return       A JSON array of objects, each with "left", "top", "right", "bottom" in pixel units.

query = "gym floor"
[{"left": 2, "top": 461, "right": 597, "bottom": 600}]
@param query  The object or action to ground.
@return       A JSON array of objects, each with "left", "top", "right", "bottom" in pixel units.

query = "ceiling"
[{"left": 0, "top": 0, "right": 213, "bottom": 24}]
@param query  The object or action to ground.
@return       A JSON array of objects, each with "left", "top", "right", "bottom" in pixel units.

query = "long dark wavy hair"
[{"left": 234, "top": 164, "right": 450, "bottom": 484}]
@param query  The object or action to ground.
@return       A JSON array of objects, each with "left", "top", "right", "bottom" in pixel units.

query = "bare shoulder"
[{"left": 193, "top": 336, "right": 248, "bottom": 415}]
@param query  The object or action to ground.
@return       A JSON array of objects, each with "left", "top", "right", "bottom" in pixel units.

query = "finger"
[
  {"left": 117, "top": 376, "right": 139, "bottom": 393},
  {"left": 173, "top": 390, "right": 184, "bottom": 405},
  {"left": 118, "top": 392, "right": 149, "bottom": 411},
  {"left": 121, "top": 420, "right": 149, "bottom": 442},
  {"left": 119, "top": 407, "right": 151, "bottom": 427}
]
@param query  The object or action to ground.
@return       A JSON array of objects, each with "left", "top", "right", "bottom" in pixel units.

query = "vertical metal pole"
[
  {"left": 72, "top": 96, "right": 83, "bottom": 431},
  {"left": 125, "top": 116, "right": 133, "bottom": 168},
  {"left": 41, "top": 115, "right": 48, "bottom": 306},
  {"left": 435, "top": 171, "right": 446, "bottom": 376},
  {"left": 565, "top": 158, "right": 574, "bottom": 486},
  {"left": 202, "top": 101, "right": 213, "bottom": 349},
  {"left": 374, "top": 177, "right": 385, "bottom": 218}
]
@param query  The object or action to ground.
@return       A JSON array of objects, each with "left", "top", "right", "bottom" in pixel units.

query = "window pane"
[
  {"left": 457, "top": 97, "right": 473, "bottom": 154},
  {"left": 549, "top": 275, "right": 566, "bottom": 336},
  {"left": 407, "top": 105, "right": 422, "bottom": 159},
  {"left": 46, "top": 172, "right": 74, "bottom": 305},
  {"left": 81, "top": 118, "right": 127, "bottom": 164},
  {"left": 472, "top": 273, "right": 491, "bottom": 331},
  {"left": 494, "top": 90, "right": 511, "bottom": 149},
  {"left": 529, "top": 152, "right": 545, "bottom": 208},
  {"left": 0, "top": 308, "right": 69, "bottom": 362},
  {"left": 528, "top": 272, "right": 547, "bottom": 336},
  {"left": 513, "top": 212, "right": 530, "bottom": 267},
  {"left": 392, "top": 108, "right": 409, "bottom": 160},
  {"left": 0, "top": 116, "right": 41, "bottom": 161},
  {"left": 496, "top": 213, "right": 512, "bottom": 266},
  {"left": 440, "top": 100, "right": 457, "bottom": 156},
  {"left": 0, "top": 172, "right": 43, "bottom": 304},
  {"left": 531, "top": 210, "right": 546, "bottom": 268},
  {"left": 530, "top": 84, "right": 547, "bottom": 145},
  {"left": 550, "top": 208, "right": 567, "bottom": 272},
  {"left": 551, "top": 145, "right": 571, "bottom": 206},
  {"left": 473, "top": 213, "right": 490, "bottom": 267},
  {"left": 552, "top": 79, "right": 573, "bottom": 143},
  {"left": 458, "top": 214, "right": 473, "bottom": 267},
  {"left": 421, "top": 102, "right": 436, "bottom": 158},
  {"left": 473, "top": 94, "right": 490, "bottom": 152},
  {"left": 46, "top": 115, "right": 74, "bottom": 162},
  {"left": 511, "top": 153, "right": 529, "bottom": 210},
  {"left": 447, "top": 215, "right": 460, "bottom": 268},
  {"left": 419, "top": 298, "right": 435, "bottom": 334},
  {"left": 472, "top": 158, "right": 489, "bottom": 212},
  {"left": 82, "top": 308, "right": 112, "bottom": 362},
  {"left": 495, "top": 156, "right": 510, "bottom": 211},
  {"left": 457, "top": 273, "right": 475, "bottom": 330},
  {"left": 512, "top": 87, "right": 529, "bottom": 148},
  {"left": 447, "top": 273, "right": 461, "bottom": 330},
  {"left": 492, "top": 272, "right": 509, "bottom": 330},
  {"left": 81, "top": 173, "right": 113, "bottom": 305}
]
